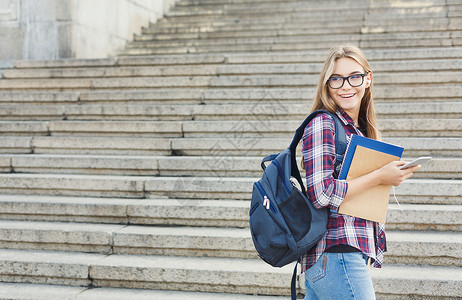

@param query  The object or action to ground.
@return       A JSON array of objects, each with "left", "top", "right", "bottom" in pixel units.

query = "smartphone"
[{"left": 399, "top": 156, "right": 432, "bottom": 170}]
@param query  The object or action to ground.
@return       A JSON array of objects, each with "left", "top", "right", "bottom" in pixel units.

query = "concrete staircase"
[{"left": 0, "top": 0, "right": 461, "bottom": 299}]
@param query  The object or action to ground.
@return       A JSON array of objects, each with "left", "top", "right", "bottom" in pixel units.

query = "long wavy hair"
[{"left": 311, "top": 45, "right": 380, "bottom": 140}]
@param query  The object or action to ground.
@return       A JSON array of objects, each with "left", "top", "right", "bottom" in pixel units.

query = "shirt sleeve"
[{"left": 302, "top": 113, "right": 348, "bottom": 210}]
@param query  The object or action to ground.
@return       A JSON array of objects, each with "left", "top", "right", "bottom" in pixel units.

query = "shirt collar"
[{"left": 335, "top": 109, "right": 356, "bottom": 127}]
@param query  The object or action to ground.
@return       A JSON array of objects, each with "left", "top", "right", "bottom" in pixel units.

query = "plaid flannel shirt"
[{"left": 300, "top": 110, "right": 387, "bottom": 273}]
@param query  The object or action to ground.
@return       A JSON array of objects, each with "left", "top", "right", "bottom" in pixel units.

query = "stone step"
[
  {"left": 12, "top": 54, "right": 225, "bottom": 69},
  {"left": 150, "top": 18, "right": 361, "bottom": 32},
  {"left": 145, "top": 177, "right": 462, "bottom": 204},
  {"left": 0, "top": 137, "right": 31, "bottom": 154},
  {"left": 1, "top": 86, "right": 458, "bottom": 106},
  {"left": 8, "top": 136, "right": 458, "bottom": 157},
  {"left": 161, "top": 8, "right": 450, "bottom": 26},
  {"left": 118, "top": 37, "right": 462, "bottom": 55},
  {"left": 365, "top": 7, "right": 449, "bottom": 20},
  {"left": 6, "top": 58, "right": 462, "bottom": 79},
  {"left": 0, "top": 77, "right": 460, "bottom": 96},
  {"left": 169, "top": 137, "right": 462, "bottom": 157},
  {"left": 0, "top": 105, "right": 66, "bottom": 120},
  {"left": 386, "top": 137, "right": 462, "bottom": 157},
  {"left": 1, "top": 101, "right": 458, "bottom": 121},
  {"left": 132, "top": 201, "right": 462, "bottom": 232},
  {"left": 125, "top": 33, "right": 455, "bottom": 52},
  {"left": 2, "top": 136, "right": 460, "bottom": 157},
  {"left": 359, "top": 39, "right": 453, "bottom": 49},
  {"left": 0, "top": 174, "right": 459, "bottom": 203},
  {"left": 125, "top": 34, "right": 362, "bottom": 49},
  {"left": 31, "top": 136, "right": 172, "bottom": 155},
  {"left": 369, "top": 264, "right": 462, "bottom": 299},
  {"left": 0, "top": 122, "right": 49, "bottom": 136},
  {"left": 0, "top": 220, "right": 123, "bottom": 254},
  {"left": 172, "top": 1, "right": 369, "bottom": 15},
  {"left": 176, "top": 0, "right": 447, "bottom": 7},
  {"left": 144, "top": 18, "right": 450, "bottom": 36},
  {"left": 361, "top": 31, "right": 453, "bottom": 42},
  {"left": 116, "top": 45, "right": 321, "bottom": 56},
  {"left": 178, "top": 1, "right": 449, "bottom": 13},
  {"left": 224, "top": 47, "right": 462, "bottom": 63},
  {"left": 10, "top": 47, "right": 462, "bottom": 69},
  {"left": 180, "top": 119, "right": 462, "bottom": 137},
  {"left": 0, "top": 249, "right": 294, "bottom": 295},
  {"left": 6, "top": 154, "right": 161, "bottom": 176},
  {"left": 0, "top": 174, "right": 147, "bottom": 198},
  {"left": 123, "top": 32, "right": 460, "bottom": 52},
  {"left": 109, "top": 227, "right": 462, "bottom": 267},
  {"left": 2, "top": 65, "right": 220, "bottom": 79},
  {"left": 0, "top": 195, "right": 140, "bottom": 224},
  {"left": 163, "top": 6, "right": 366, "bottom": 20},
  {"left": 149, "top": 17, "right": 459, "bottom": 40},
  {"left": 67, "top": 86, "right": 462, "bottom": 103},
  {"left": 0, "top": 76, "right": 212, "bottom": 90},
  {"left": 383, "top": 230, "right": 462, "bottom": 267},
  {"left": 222, "top": 73, "right": 461, "bottom": 87},
  {"left": 0, "top": 220, "right": 460, "bottom": 267},
  {"left": 47, "top": 121, "right": 183, "bottom": 137},
  {"left": 0, "top": 84, "right": 454, "bottom": 107},
  {"left": 2, "top": 154, "right": 459, "bottom": 179},
  {"left": 0, "top": 249, "right": 106, "bottom": 286},
  {"left": 0, "top": 249, "right": 460, "bottom": 298},
  {"left": 0, "top": 195, "right": 460, "bottom": 231},
  {"left": 138, "top": 24, "right": 363, "bottom": 40},
  {"left": 0, "top": 91, "right": 79, "bottom": 104},
  {"left": 131, "top": 29, "right": 455, "bottom": 48},
  {"left": 0, "top": 282, "right": 287, "bottom": 300},
  {"left": 79, "top": 89, "right": 206, "bottom": 105},
  {"left": 0, "top": 118, "right": 459, "bottom": 138},
  {"left": 5, "top": 71, "right": 460, "bottom": 91}
]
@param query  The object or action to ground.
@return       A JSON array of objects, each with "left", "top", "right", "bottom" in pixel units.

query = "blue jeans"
[{"left": 304, "top": 252, "right": 376, "bottom": 300}]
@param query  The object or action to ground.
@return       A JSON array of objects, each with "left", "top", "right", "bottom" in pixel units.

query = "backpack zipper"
[
  {"left": 272, "top": 160, "right": 292, "bottom": 195},
  {"left": 254, "top": 182, "right": 277, "bottom": 213}
]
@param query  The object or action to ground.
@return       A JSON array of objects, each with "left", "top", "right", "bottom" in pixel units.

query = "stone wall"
[{"left": 0, "top": 0, "right": 176, "bottom": 61}]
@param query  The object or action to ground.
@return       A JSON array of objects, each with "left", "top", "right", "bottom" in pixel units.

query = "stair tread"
[
  {"left": 10, "top": 47, "right": 462, "bottom": 68},
  {"left": 1, "top": 173, "right": 460, "bottom": 185},
  {"left": 0, "top": 248, "right": 106, "bottom": 264},
  {"left": 1, "top": 248, "right": 460, "bottom": 280},
  {"left": 5, "top": 59, "right": 462, "bottom": 79},
  {"left": 2, "top": 219, "right": 461, "bottom": 244},
  {"left": 0, "top": 282, "right": 286, "bottom": 300},
  {"left": 370, "top": 263, "right": 462, "bottom": 281}
]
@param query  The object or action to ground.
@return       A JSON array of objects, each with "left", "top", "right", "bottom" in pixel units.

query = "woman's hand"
[
  {"left": 344, "top": 160, "right": 420, "bottom": 202},
  {"left": 376, "top": 161, "right": 420, "bottom": 187}
]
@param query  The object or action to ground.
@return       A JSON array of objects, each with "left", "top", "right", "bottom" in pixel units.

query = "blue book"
[
  {"left": 338, "top": 135, "right": 404, "bottom": 180},
  {"left": 336, "top": 135, "right": 404, "bottom": 223}
]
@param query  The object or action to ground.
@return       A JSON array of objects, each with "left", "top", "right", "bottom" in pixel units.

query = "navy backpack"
[{"left": 249, "top": 110, "right": 347, "bottom": 299}]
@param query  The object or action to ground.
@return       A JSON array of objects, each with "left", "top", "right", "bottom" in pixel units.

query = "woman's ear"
[{"left": 365, "top": 71, "right": 373, "bottom": 88}]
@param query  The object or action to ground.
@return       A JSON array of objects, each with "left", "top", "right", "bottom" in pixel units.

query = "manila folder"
[{"left": 338, "top": 145, "right": 400, "bottom": 223}]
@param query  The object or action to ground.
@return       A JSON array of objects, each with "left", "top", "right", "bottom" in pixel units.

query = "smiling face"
[{"left": 328, "top": 57, "right": 372, "bottom": 123}]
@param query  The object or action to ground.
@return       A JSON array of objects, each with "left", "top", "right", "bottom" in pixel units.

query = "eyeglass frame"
[{"left": 327, "top": 72, "right": 369, "bottom": 89}]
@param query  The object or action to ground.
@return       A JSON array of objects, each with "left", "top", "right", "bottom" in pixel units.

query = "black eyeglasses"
[{"left": 328, "top": 72, "right": 368, "bottom": 89}]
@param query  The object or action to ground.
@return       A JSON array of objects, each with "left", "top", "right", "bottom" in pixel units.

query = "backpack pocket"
[
  {"left": 278, "top": 188, "right": 312, "bottom": 242},
  {"left": 250, "top": 184, "right": 289, "bottom": 265}
]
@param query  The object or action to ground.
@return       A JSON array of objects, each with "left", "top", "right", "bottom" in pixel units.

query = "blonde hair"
[{"left": 311, "top": 45, "right": 380, "bottom": 140}]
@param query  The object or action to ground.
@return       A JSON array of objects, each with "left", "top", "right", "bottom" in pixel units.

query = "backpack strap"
[
  {"left": 260, "top": 154, "right": 278, "bottom": 171},
  {"left": 291, "top": 262, "right": 298, "bottom": 300},
  {"left": 289, "top": 110, "right": 347, "bottom": 197},
  {"left": 288, "top": 110, "right": 347, "bottom": 299}
]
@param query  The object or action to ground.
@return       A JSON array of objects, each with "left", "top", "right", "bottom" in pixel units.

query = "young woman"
[{"left": 300, "top": 45, "right": 420, "bottom": 299}]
